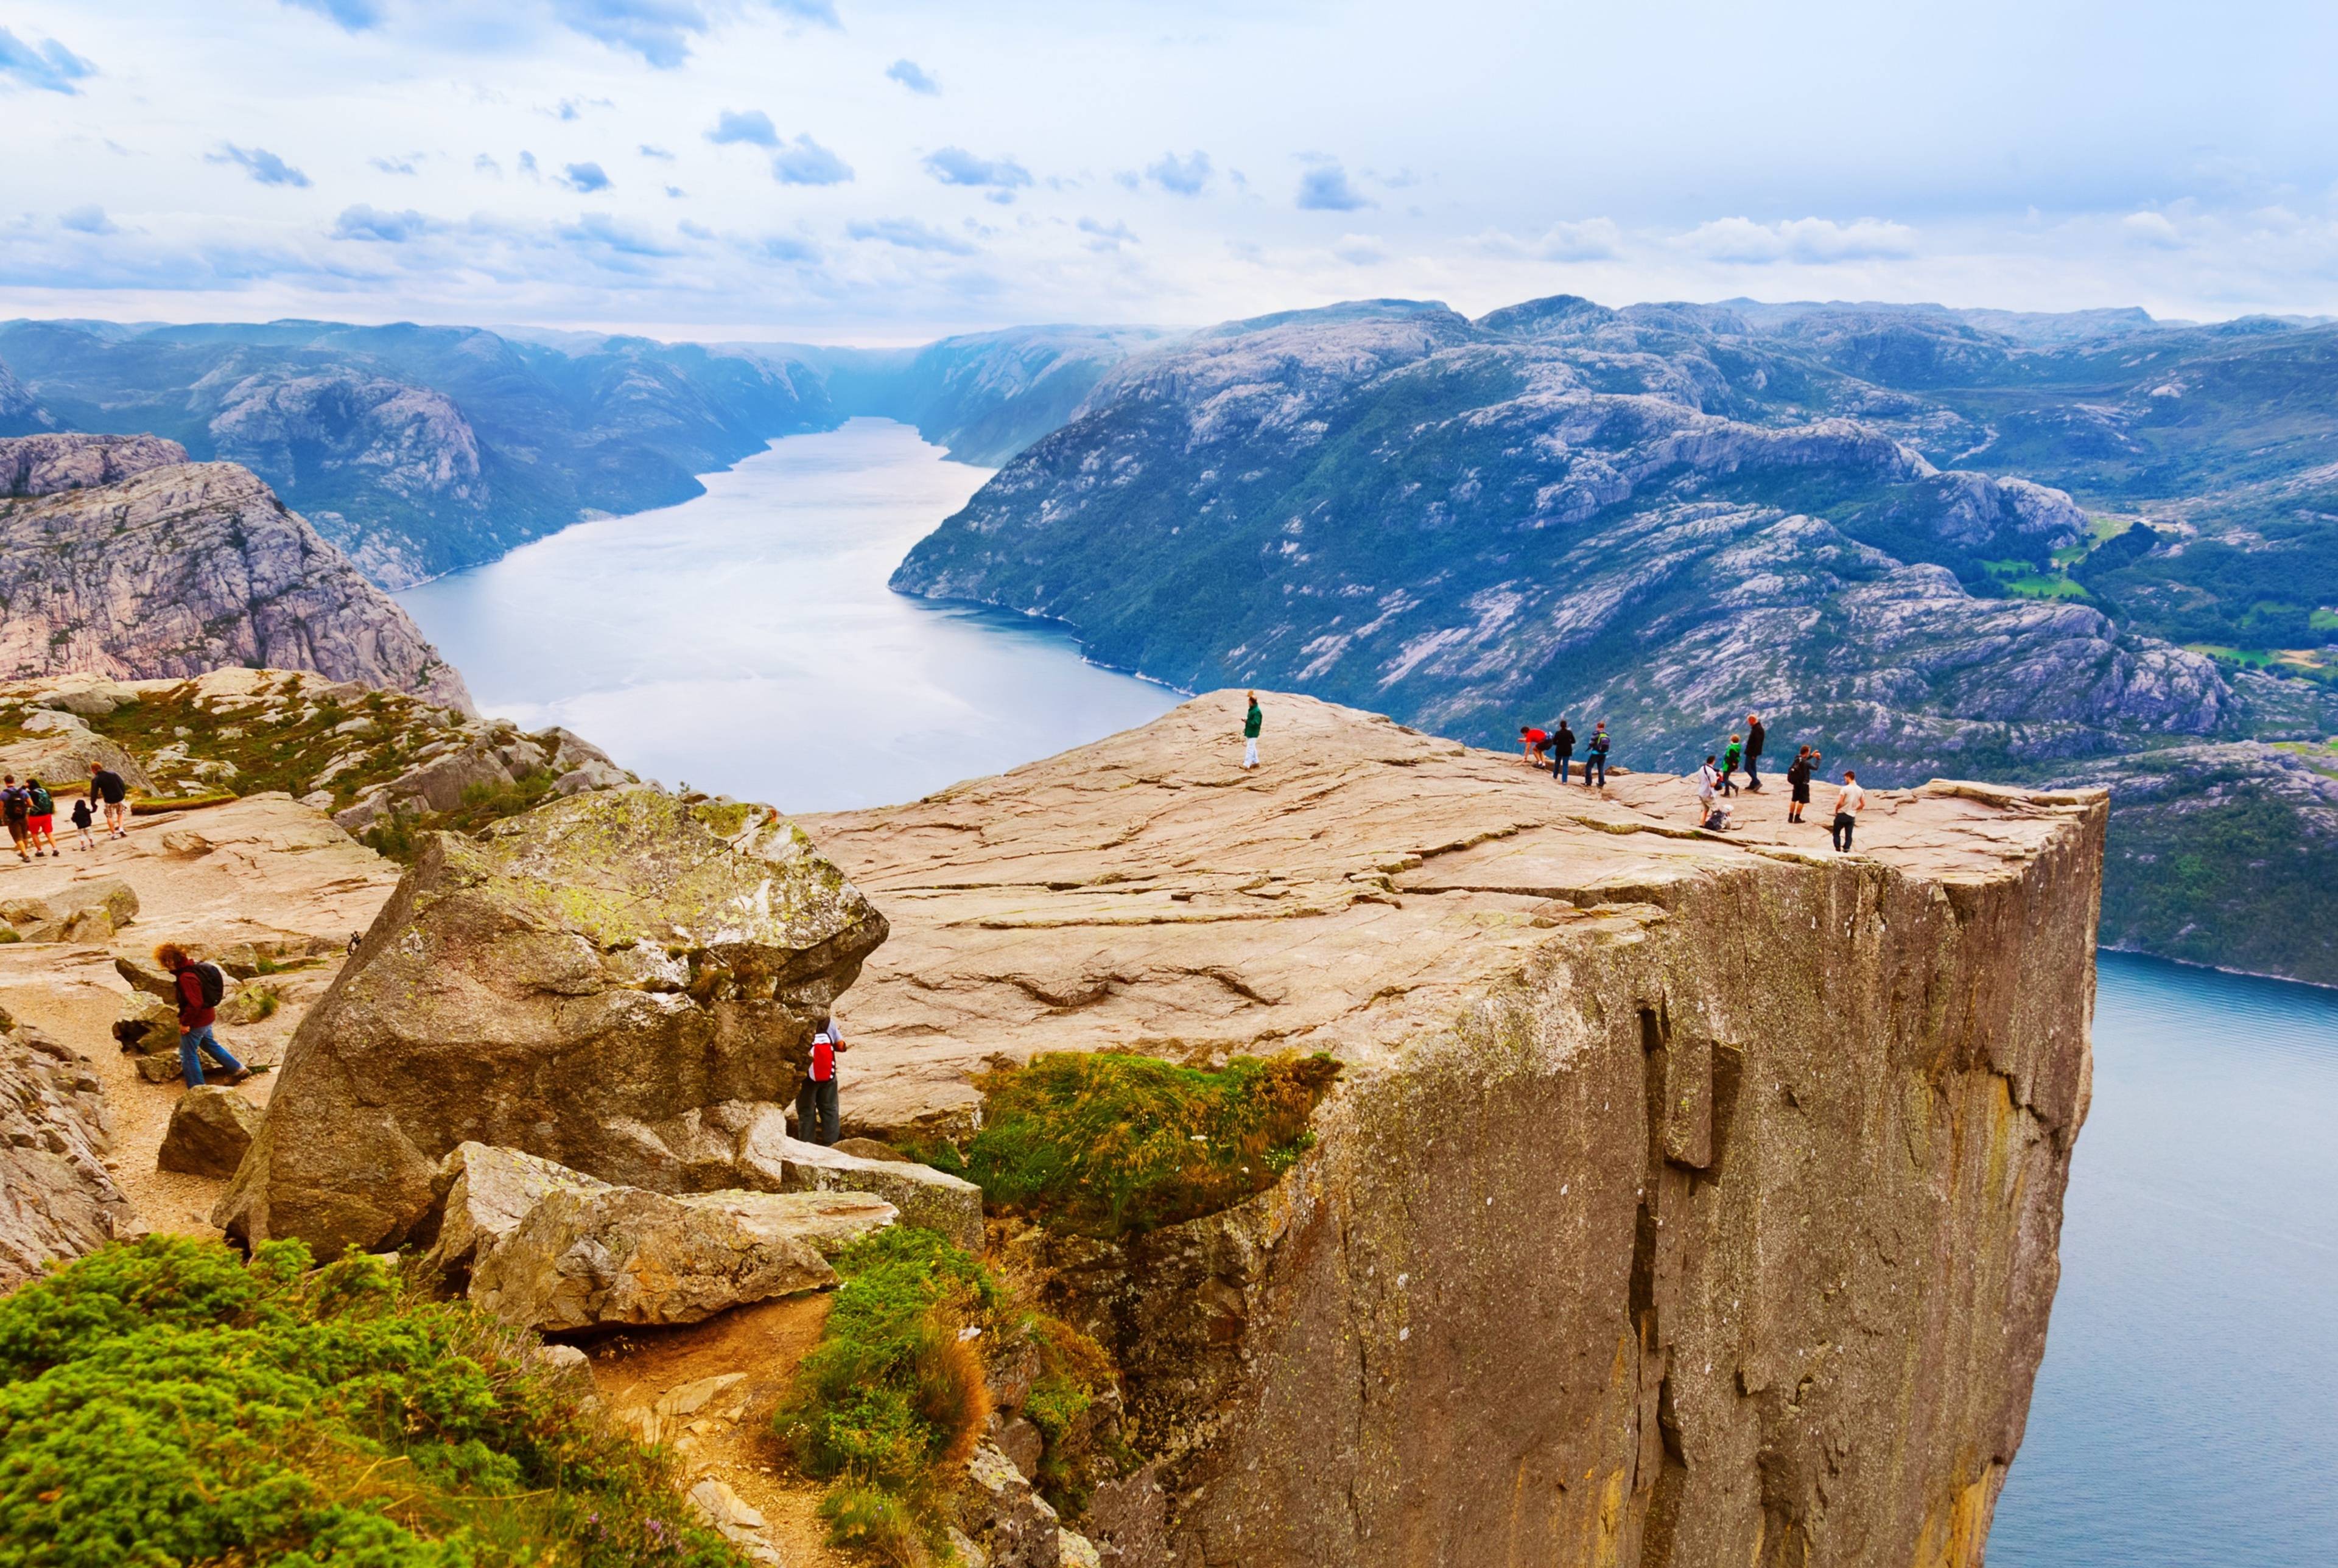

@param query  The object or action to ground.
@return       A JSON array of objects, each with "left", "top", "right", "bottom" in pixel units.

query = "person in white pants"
[{"left": 1242, "top": 691, "right": 1263, "bottom": 769}]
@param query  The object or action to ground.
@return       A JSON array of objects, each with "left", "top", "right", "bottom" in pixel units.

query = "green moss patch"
[
  {"left": 924, "top": 1050, "right": 1339, "bottom": 1238},
  {"left": 0, "top": 1237, "right": 748, "bottom": 1568}
]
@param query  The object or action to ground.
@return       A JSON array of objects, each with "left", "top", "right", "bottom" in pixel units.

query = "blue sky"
[{"left": 4, "top": 0, "right": 2337, "bottom": 340}]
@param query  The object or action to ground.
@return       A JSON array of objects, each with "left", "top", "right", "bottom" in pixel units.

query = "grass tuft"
[{"left": 921, "top": 1050, "right": 1340, "bottom": 1237}]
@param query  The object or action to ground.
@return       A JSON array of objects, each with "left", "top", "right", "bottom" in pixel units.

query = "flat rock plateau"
[{"left": 803, "top": 689, "right": 2101, "bottom": 1568}]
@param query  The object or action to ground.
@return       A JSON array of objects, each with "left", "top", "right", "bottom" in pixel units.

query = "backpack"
[
  {"left": 193, "top": 962, "right": 226, "bottom": 1009},
  {"left": 1590, "top": 733, "right": 1610, "bottom": 755},
  {"left": 26, "top": 783, "right": 51, "bottom": 816}
]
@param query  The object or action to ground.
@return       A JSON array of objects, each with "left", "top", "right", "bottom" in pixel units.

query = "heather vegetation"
[{"left": 0, "top": 1237, "right": 749, "bottom": 1568}]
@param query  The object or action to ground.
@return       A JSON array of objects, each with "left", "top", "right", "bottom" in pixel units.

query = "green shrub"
[
  {"left": 0, "top": 1236, "right": 749, "bottom": 1568},
  {"left": 775, "top": 1228, "right": 1000, "bottom": 1566},
  {"left": 925, "top": 1051, "right": 1339, "bottom": 1237}
]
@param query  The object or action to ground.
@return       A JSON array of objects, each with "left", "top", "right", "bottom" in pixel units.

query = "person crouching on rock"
[
  {"left": 157, "top": 943, "right": 249, "bottom": 1088},
  {"left": 796, "top": 1015, "right": 844, "bottom": 1146}
]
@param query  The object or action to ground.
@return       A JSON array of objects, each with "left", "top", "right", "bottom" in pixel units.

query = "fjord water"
[
  {"left": 1990, "top": 953, "right": 2338, "bottom": 1566},
  {"left": 399, "top": 422, "right": 2337, "bottom": 1563},
  {"left": 396, "top": 419, "right": 1178, "bottom": 810}
]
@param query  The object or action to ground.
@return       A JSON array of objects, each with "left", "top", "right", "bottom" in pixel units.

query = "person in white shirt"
[
  {"left": 1830, "top": 769, "right": 1867, "bottom": 852},
  {"left": 1694, "top": 755, "right": 1719, "bottom": 822}
]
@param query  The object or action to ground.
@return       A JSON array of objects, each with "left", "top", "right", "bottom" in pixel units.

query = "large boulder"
[
  {"left": 0, "top": 1007, "right": 130, "bottom": 1291},
  {"left": 156, "top": 1086, "right": 261, "bottom": 1177},
  {"left": 421, "top": 1143, "right": 894, "bottom": 1332},
  {"left": 0, "top": 878, "right": 139, "bottom": 944},
  {"left": 215, "top": 788, "right": 890, "bottom": 1255}
]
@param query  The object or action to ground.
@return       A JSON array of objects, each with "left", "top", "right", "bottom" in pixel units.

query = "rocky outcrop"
[
  {"left": 0, "top": 1005, "right": 130, "bottom": 1291},
  {"left": 157, "top": 1085, "right": 262, "bottom": 1177},
  {"left": 0, "top": 356, "right": 54, "bottom": 436},
  {"left": 420, "top": 1142, "right": 894, "bottom": 1332},
  {"left": 0, "top": 877, "right": 138, "bottom": 944},
  {"left": 332, "top": 725, "right": 627, "bottom": 836},
  {"left": 0, "top": 436, "right": 470, "bottom": 709},
  {"left": 803, "top": 693, "right": 2104, "bottom": 1568},
  {"left": 216, "top": 786, "right": 890, "bottom": 1256}
]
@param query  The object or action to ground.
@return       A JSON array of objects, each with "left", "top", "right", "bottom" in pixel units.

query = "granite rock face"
[
  {"left": 157, "top": 1085, "right": 262, "bottom": 1177},
  {"left": 804, "top": 693, "right": 2102, "bottom": 1568},
  {"left": 215, "top": 786, "right": 890, "bottom": 1255},
  {"left": 0, "top": 1006, "right": 130, "bottom": 1291},
  {"left": 0, "top": 436, "right": 470, "bottom": 709},
  {"left": 421, "top": 1143, "right": 895, "bottom": 1331}
]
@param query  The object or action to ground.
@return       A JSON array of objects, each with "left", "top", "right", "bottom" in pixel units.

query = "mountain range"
[
  {"left": 5, "top": 298, "right": 2335, "bottom": 983},
  {"left": 892, "top": 296, "right": 2338, "bottom": 985}
]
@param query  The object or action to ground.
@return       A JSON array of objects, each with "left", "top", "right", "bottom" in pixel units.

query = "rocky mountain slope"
[
  {"left": 0, "top": 320, "right": 837, "bottom": 587},
  {"left": 769, "top": 325, "right": 1171, "bottom": 465},
  {"left": 893, "top": 297, "right": 2338, "bottom": 984},
  {"left": 0, "top": 434, "right": 470, "bottom": 707},
  {"left": 795, "top": 691, "right": 2101, "bottom": 1567}
]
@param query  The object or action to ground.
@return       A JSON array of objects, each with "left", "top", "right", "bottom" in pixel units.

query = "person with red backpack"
[
  {"left": 795, "top": 1015, "right": 846, "bottom": 1146},
  {"left": 155, "top": 942, "right": 251, "bottom": 1088}
]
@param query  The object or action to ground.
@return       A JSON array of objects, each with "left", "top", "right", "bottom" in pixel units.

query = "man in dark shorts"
[
  {"left": 1518, "top": 724, "right": 1549, "bottom": 766},
  {"left": 1786, "top": 746, "right": 1815, "bottom": 823},
  {"left": 90, "top": 762, "right": 128, "bottom": 839},
  {"left": 1, "top": 776, "right": 29, "bottom": 863}
]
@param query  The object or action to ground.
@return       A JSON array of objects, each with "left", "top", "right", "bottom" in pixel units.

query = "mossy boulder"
[{"left": 216, "top": 786, "right": 890, "bottom": 1256}]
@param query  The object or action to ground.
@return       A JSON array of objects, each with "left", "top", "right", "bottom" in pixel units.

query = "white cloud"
[
  {"left": 886, "top": 58, "right": 939, "bottom": 96},
  {"left": 1297, "top": 162, "right": 1373, "bottom": 212},
  {"left": 1673, "top": 215, "right": 1918, "bottom": 264},
  {"left": 772, "top": 136, "right": 852, "bottom": 186},
  {"left": 2121, "top": 211, "right": 2185, "bottom": 249},
  {"left": 0, "top": 24, "right": 96, "bottom": 93},
  {"left": 1332, "top": 233, "right": 1386, "bottom": 266}
]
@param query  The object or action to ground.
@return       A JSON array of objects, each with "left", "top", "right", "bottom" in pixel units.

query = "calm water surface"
[
  {"left": 1992, "top": 953, "right": 2338, "bottom": 1566},
  {"left": 402, "top": 424, "right": 2334, "bottom": 1563},
  {"left": 397, "top": 418, "right": 1178, "bottom": 811}
]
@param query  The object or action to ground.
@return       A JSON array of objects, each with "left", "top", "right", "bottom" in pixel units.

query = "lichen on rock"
[{"left": 214, "top": 785, "right": 890, "bottom": 1256}]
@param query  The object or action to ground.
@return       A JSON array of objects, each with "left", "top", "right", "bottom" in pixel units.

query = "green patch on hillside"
[
  {"left": 2101, "top": 787, "right": 2338, "bottom": 984},
  {"left": 919, "top": 1051, "right": 1339, "bottom": 1238},
  {"left": 1982, "top": 559, "right": 2090, "bottom": 600},
  {"left": 0, "top": 1236, "right": 749, "bottom": 1568},
  {"left": 774, "top": 1227, "right": 1118, "bottom": 1564},
  {"left": 359, "top": 769, "right": 567, "bottom": 864}
]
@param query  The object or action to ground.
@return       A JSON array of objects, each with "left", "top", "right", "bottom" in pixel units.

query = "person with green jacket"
[
  {"left": 1720, "top": 733, "right": 1744, "bottom": 795},
  {"left": 1243, "top": 692, "right": 1263, "bottom": 769}
]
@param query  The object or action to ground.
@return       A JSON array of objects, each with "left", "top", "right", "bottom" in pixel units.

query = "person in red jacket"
[
  {"left": 156, "top": 942, "right": 250, "bottom": 1088},
  {"left": 795, "top": 1015, "right": 845, "bottom": 1146}
]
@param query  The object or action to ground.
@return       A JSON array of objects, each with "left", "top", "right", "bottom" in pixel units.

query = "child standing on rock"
[{"left": 70, "top": 794, "right": 95, "bottom": 850}]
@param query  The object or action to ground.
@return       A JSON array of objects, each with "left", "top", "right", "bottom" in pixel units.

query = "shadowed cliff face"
[
  {"left": 804, "top": 691, "right": 2101, "bottom": 1568},
  {"left": 0, "top": 435, "right": 471, "bottom": 709}
]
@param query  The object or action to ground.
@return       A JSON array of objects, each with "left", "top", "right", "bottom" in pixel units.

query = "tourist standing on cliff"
[
  {"left": 157, "top": 943, "right": 249, "bottom": 1088},
  {"left": 1785, "top": 747, "right": 1815, "bottom": 824},
  {"left": 1584, "top": 722, "right": 1610, "bottom": 789},
  {"left": 1243, "top": 692, "right": 1263, "bottom": 769},
  {"left": 90, "top": 762, "right": 128, "bottom": 839},
  {"left": 1, "top": 777, "right": 30, "bottom": 862},
  {"left": 1550, "top": 719, "right": 1577, "bottom": 783},
  {"left": 1695, "top": 755, "right": 1721, "bottom": 822},
  {"left": 1719, "top": 734, "right": 1744, "bottom": 795},
  {"left": 1830, "top": 768, "right": 1867, "bottom": 852},
  {"left": 796, "top": 1016, "right": 844, "bottom": 1146},
  {"left": 1743, "top": 715, "right": 1766, "bottom": 791}
]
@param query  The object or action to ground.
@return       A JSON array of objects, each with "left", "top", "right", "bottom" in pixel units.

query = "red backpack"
[{"left": 809, "top": 1029, "right": 837, "bottom": 1082}]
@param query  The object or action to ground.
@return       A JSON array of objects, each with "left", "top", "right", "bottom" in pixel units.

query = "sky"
[{"left": 4, "top": 0, "right": 2338, "bottom": 342}]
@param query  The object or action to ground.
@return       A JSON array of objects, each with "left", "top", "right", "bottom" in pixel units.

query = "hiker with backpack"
[
  {"left": 795, "top": 1015, "right": 846, "bottom": 1146},
  {"left": 156, "top": 942, "right": 250, "bottom": 1087},
  {"left": 1548, "top": 719, "right": 1577, "bottom": 783},
  {"left": 23, "top": 779, "right": 57, "bottom": 856},
  {"left": 90, "top": 762, "right": 128, "bottom": 839},
  {"left": 1719, "top": 733, "right": 1744, "bottom": 796},
  {"left": 1, "top": 777, "right": 29, "bottom": 863},
  {"left": 1785, "top": 747, "right": 1816, "bottom": 824},
  {"left": 1583, "top": 722, "right": 1611, "bottom": 789}
]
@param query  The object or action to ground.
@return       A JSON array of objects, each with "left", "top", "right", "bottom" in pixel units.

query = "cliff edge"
[{"left": 802, "top": 691, "right": 2102, "bottom": 1568}]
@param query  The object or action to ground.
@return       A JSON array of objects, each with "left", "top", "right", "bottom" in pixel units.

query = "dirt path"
[{"left": 585, "top": 1295, "right": 855, "bottom": 1568}]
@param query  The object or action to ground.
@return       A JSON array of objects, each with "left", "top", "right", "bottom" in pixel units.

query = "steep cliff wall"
[
  {"left": 803, "top": 692, "right": 2101, "bottom": 1568},
  {"left": 0, "top": 435, "right": 470, "bottom": 709}
]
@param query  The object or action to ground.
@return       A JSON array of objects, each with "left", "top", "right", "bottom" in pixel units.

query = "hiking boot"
[{"left": 219, "top": 1068, "right": 252, "bottom": 1086}]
